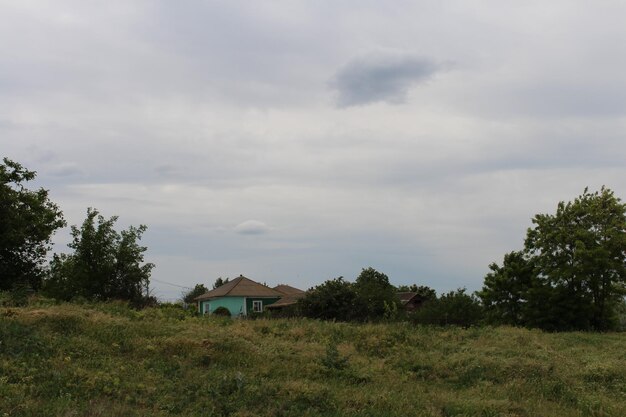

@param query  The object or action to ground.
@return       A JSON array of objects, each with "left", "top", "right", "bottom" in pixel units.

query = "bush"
[
  {"left": 213, "top": 306, "right": 231, "bottom": 317},
  {"left": 410, "top": 288, "right": 484, "bottom": 327}
]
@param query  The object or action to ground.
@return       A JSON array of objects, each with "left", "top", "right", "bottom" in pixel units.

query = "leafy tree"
[
  {"left": 354, "top": 267, "right": 401, "bottom": 320},
  {"left": 525, "top": 187, "right": 625, "bottom": 330},
  {"left": 0, "top": 158, "right": 65, "bottom": 290},
  {"left": 213, "top": 277, "right": 230, "bottom": 289},
  {"left": 182, "top": 283, "right": 208, "bottom": 304},
  {"left": 44, "top": 208, "right": 154, "bottom": 304},
  {"left": 411, "top": 289, "right": 483, "bottom": 327},
  {"left": 299, "top": 277, "right": 359, "bottom": 321},
  {"left": 477, "top": 251, "right": 537, "bottom": 326},
  {"left": 480, "top": 187, "right": 626, "bottom": 331}
]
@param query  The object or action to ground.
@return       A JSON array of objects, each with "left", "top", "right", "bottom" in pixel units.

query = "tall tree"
[
  {"left": 354, "top": 267, "right": 401, "bottom": 320},
  {"left": 480, "top": 187, "right": 626, "bottom": 331},
  {"left": 525, "top": 187, "right": 626, "bottom": 330},
  {"left": 0, "top": 158, "right": 65, "bottom": 290},
  {"left": 45, "top": 208, "right": 154, "bottom": 303},
  {"left": 477, "top": 251, "right": 536, "bottom": 326}
]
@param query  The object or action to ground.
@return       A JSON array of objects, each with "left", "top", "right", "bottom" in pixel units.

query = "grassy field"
[{"left": 1, "top": 301, "right": 625, "bottom": 417}]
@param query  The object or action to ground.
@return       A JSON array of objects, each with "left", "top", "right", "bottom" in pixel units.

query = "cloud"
[
  {"left": 234, "top": 220, "right": 271, "bottom": 235},
  {"left": 330, "top": 52, "right": 440, "bottom": 107}
]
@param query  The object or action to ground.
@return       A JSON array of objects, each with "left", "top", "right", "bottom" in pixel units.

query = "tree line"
[{"left": 3, "top": 157, "right": 625, "bottom": 330}]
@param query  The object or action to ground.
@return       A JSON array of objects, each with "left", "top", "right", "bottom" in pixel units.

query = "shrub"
[
  {"left": 410, "top": 288, "right": 484, "bottom": 327},
  {"left": 213, "top": 306, "right": 231, "bottom": 317}
]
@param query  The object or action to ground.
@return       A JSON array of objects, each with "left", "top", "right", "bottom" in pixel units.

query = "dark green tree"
[
  {"left": 525, "top": 187, "right": 625, "bottom": 330},
  {"left": 0, "top": 158, "right": 65, "bottom": 291},
  {"left": 480, "top": 187, "right": 626, "bottom": 331},
  {"left": 213, "top": 277, "right": 230, "bottom": 289},
  {"left": 298, "top": 277, "right": 359, "bottom": 321},
  {"left": 354, "top": 267, "right": 400, "bottom": 320},
  {"left": 44, "top": 208, "right": 154, "bottom": 303},
  {"left": 477, "top": 251, "right": 536, "bottom": 326},
  {"left": 182, "top": 283, "right": 208, "bottom": 304}
]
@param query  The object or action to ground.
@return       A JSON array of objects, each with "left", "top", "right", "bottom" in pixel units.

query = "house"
[
  {"left": 397, "top": 292, "right": 425, "bottom": 312},
  {"left": 265, "top": 284, "right": 306, "bottom": 312},
  {"left": 195, "top": 275, "right": 283, "bottom": 316}
]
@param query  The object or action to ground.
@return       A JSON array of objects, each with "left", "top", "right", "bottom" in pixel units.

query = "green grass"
[{"left": 1, "top": 301, "right": 625, "bottom": 417}]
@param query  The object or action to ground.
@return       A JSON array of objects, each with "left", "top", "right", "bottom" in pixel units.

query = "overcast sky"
[{"left": 2, "top": 1, "right": 625, "bottom": 300}]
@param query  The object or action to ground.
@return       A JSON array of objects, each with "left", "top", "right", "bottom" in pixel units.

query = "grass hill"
[{"left": 1, "top": 301, "right": 625, "bottom": 416}]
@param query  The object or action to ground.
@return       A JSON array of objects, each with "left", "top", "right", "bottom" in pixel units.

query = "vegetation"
[
  {"left": 1, "top": 299, "right": 624, "bottom": 417},
  {"left": 479, "top": 187, "right": 626, "bottom": 331},
  {"left": 182, "top": 284, "right": 209, "bottom": 304},
  {"left": 0, "top": 158, "right": 65, "bottom": 291},
  {"left": 43, "top": 208, "right": 154, "bottom": 305},
  {"left": 410, "top": 289, "right": 484, "bottom": 327},
  {"left": 213, "top": 277, "right": 230, "bottom": 289}
]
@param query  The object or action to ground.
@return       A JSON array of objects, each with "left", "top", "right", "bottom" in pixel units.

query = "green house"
[{"left": 195, "top": 275, "right": 283, "bottom": 317}]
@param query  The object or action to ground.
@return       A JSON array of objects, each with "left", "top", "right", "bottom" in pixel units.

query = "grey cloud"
[
  {"left": 234, "top": 220, "right": 271, "bottom": 235},
  {"left": 330, "top": 53, "right": 440, "bottom": 107}
]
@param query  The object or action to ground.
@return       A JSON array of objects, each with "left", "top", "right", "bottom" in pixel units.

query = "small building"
[
  {"left": 397, "top": 292, "right": 425, "bottom": 312},
  {"left": 265, "top": 284, "right": 306, "bottom": 312},
  {"left": 195, "top": 275, "right": 283, "bottom": 316}
]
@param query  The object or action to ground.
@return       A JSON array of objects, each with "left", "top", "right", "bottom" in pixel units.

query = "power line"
[{"left": 150, "top": 278, "right": 192, "bottom": 289}]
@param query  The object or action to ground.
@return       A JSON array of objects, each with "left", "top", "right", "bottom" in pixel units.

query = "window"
[{"left": 252, "top": 300, "right": 263, "bottom": 313}]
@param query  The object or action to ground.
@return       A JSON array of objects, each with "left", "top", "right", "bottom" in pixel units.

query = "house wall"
[
  {"left": 245, "top": 297, "right": 281, "bottom": 313},
  {"left": 200, "top": 297, "right": 246, "bottom": 316}
]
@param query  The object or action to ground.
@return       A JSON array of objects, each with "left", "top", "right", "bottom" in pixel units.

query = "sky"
[{"left": 2, "top": 1, "right": 625, "bottom": 301}]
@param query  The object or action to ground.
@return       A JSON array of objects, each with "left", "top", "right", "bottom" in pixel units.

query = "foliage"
[
  {"left": 0, "top": 158, "right": 65, "bottom": 291},
  {"left": 44, "top": 208, "right": 154, "bottom": 304},
  {"left": 213, "top": 277, "right": 230, "bottom": 289},
  {"left": 320, "top": 342, "right": 349, "bottom": 371},
  {"left": 2, "top": 302, "right": 625, "bottom": 417},
  {"left": 354, "top": 267, "right": 402, "bottom": 320},
  {"left": 479, "top": 187, "right": 626, "bottom": 331},
  {"left": 299, "top": 277, "right": 360, "bottom": 321},
  {"left": 478, "top": 251, "right": 538, "bottom": 326},
  {"left": 181, "top": 283, "right": 208, "bottom": 304},
  {"left": 213, "top": 306, "right": 232, "bottom": 317},
  {"left": 410, "top": 288, "right": 484, "bottom": 327}
]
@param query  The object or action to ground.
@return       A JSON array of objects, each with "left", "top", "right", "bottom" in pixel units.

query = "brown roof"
[
  {"left": 195, "top": 276, "right": 283, "bottom": 301},
  {"left": 397, "top": 292, "right": 418, "bottom": 305},
  {"left": 265, "top": 293, "right": 306, "bottom": 309},
  {"left": 273, "top": 284, "right": 305, "bottom": 295}
]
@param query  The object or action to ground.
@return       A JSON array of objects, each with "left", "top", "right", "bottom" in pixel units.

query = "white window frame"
[{"left": 252, "top": 300, "right": 263, "bottom": 313}]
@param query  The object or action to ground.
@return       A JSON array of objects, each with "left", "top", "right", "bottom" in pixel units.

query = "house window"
[{"left": 252, "top": 300, "right": 263, "bottom": 312}]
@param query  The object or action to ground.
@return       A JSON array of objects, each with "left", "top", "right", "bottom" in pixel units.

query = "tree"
[
  {"left": 479, "top": 187, "right": 626, "bottom": 331},
  {"left": 213, "top": 277, "right": 230, "bottom": 289},
  {"left": 182, "top": 283, "right": 208, "bottom": 304},
  {"left": 44, "top": 208, "right": 154, "bottom": 304},
  {"left": 299, "top": 277, "right": 360, "bottom": 321},
  {"left": 526, "top": 187, "right": 625, "bottom": 330},
  {"left": 0, "top": 158, "right": 65, "bottom": 291},
  {"left": 354, "top": 267, "right": 400, "bottom": 320},
  {"left": 477, "top": 251, "right": 536, "bottom": 326}
]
